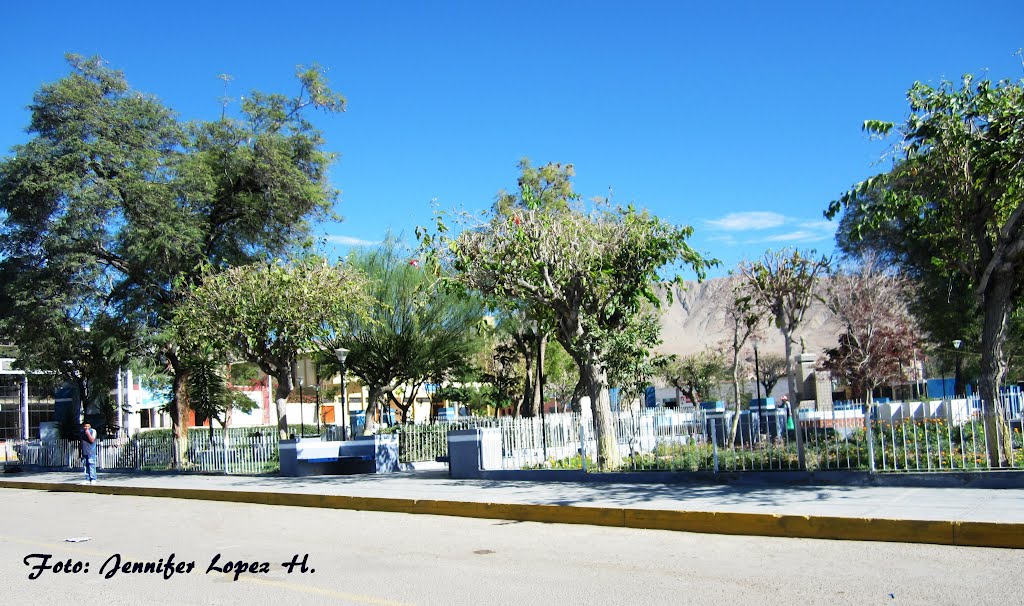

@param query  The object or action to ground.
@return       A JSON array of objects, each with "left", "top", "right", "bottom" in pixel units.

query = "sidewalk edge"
[{"left": 1, "top": 479, "right": 1019, "bottom": 548}]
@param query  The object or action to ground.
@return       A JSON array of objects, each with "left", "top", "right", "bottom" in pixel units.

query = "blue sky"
[{"left": 2, "top": 1, "right": 1023, "bottom": 277}]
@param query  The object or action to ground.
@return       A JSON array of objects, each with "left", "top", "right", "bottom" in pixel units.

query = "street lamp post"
[
  {"left": 314, "top": 362, "right": 322, "bottom": 436},
  {"left": 953, "top": 339, "right": 963, "bottom": 397},
  {"left": 533, "top": 322, "right": 548, "bottom": 461},
  {"left": 335, "top": 348, "right": 350, "bottom": 440},
  {"left": 315, "top": 385, "right": 321, "bottom": 436},
  {"left": 752, "top": 336, "right": 762, "bottom": 401},
  {"left": 298, "top": 375, "right": 304, "bottom": 438}
]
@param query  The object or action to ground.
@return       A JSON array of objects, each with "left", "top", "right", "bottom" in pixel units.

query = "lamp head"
[
  {"left": 953, "top": 339, "right": 963, "bottom": 350},
  {"left": 334, "top": 348, "right": 349, "bottom": 364}
]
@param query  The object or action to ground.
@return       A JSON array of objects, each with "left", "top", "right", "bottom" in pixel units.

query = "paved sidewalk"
[{"left": 3, "top": 469, "right": 1024, "bottom": 548}]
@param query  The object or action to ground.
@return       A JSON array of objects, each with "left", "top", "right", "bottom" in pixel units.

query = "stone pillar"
[
  {"left": 814, "top": 371, "right": 834, "bottom": 412},
  {"left": 795, "top": 352, "right": 818, "bottom": 409}
]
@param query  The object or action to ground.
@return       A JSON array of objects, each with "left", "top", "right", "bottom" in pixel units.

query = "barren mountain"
[{"left": 656, "top": 276, "right": 843, "bottom": 359}]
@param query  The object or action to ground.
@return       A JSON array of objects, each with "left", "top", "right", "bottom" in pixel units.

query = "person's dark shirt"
[{"left": 81, "top": 428, "right": 97, "bottom": 457}]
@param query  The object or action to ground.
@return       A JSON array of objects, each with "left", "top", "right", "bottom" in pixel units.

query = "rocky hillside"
[{"left": 655, "top": 276, "right": 843, "bottom": 359}]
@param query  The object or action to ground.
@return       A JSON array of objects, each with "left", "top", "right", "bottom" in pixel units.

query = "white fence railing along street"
[
  {"left": 1, "top": 428, "right": 280, "bottom": 475},
  {"left": 483, "top": 395, "right": 1024, "bottom": 473},
  {"left": 5, "top": 393, "right": 1023, "bottom": 476}
]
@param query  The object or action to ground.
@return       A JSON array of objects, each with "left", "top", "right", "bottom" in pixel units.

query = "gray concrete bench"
[{"left": 280, "top": 435, "right": 399, "bottom": 477}]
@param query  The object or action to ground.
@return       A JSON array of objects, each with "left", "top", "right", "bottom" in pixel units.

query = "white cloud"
[
  {"left": 323, "top": 234, "right": 379, "bottom": 247},
  {"left": 705, "top": 212, "right": 787, "bottom": 231},
  {"left": 756, "top": 228, "right": 833, "bottom": 244}
]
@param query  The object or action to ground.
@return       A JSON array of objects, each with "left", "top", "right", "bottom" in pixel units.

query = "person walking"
[
  {"left": 780, "top": 395, "right": 796, "bottom": 437},
  {"left": 81, "top": 422, "right": 98, "bottom": 485}
]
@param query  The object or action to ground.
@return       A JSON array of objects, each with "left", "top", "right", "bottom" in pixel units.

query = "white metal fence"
[
  {"left": 1, "top": 429, "right": 280, "bottom": 475},
  {"left": 5, "top": 395, "right": 1023, "bottom": 475},
  {"left": 430, "top": 395, "right": 1024, "bottom": 473}
]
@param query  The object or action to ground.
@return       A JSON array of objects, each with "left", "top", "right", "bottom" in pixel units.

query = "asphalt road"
[{"left": 1, "top": 488, "right": 1020, "bottom": 606}]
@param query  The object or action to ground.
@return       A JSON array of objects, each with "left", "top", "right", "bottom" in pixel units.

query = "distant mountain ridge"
[{"left": 655, "top": 276, "right": 843, "bottom": 359}]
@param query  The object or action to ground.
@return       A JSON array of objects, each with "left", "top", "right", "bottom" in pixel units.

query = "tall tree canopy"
[
  {"left": 326, "top": 237, "right": 486, "bottom": 434},
  {"left": 173, "top": 257, "right": 369, "bottom": 439},
  {"left": 834, "top": 184, "right": 993, "bottom": 397},
  {"left": 425, "top": 161, "right": 715, "bottom": 468},
  {"left": 489, "top": 159, "right": 579, "bottom": 418},
  {"left": 0, "top": 55, "right": 346, "bottom": 461},
  {"left": 827, "top": 75, "right": 1024, "bottom": 466},
  {"left": 661, "top": 350, "right": 728, "bottom": 406}
]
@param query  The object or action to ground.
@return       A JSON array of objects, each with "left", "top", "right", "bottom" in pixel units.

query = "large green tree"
[
  {"left": 0, "top": 54, "right": 182, "bottom": 429},
  {"left": 0, "top": 257, "right": 132, "bottom": 424},
  {"left": 173, "top": 258, "right": 369, "bottom": 439},
  {"left": 0, "top": 55, "right": 346, "bottom": 461},
  {"left": 834, "top": 191, "right": 983, "bottom": 396},
  {"left": 327, "top": 237, "right": 486, "bottom": 434},
  {"left": 186, "top": 353, "right": 258, "bottom": 441},
  {"left": 827, "top": 75, "right": 1024, "bottom": 466},
  {"left": 661, "top": 350, "right": 728, "bottom": 406},
  {"left": 426, "top": 162, "right": 714, "bottom": 468},
  {"left": 489, "top": 160, "right": 579, "bottom": 418}
]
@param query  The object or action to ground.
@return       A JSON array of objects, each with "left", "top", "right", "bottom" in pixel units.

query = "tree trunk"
[
  {"left": 273, "top": 368, "right": 293, "bottom": 440},
  {"left": 979, "top": 274, "right": 1013, "bottom": 467},
  {"left": 783, "top": 336, "right": 806, "bottom": 469},
  {"left": 520, "top": 350, "right": 536, "bottom": 417},
  {"left": 166, "top": 351, "right": 190, "bottom": 469},
  {"left": 581, "top": 362, "right": 619, "bottom": 469},
  {"left": 679, "top": 385, "right": 698, "bottom": 407},
  {"left": 406, "top": 383, "right": 421, "bottom": 423},
  {"left": 534, "top": 333, "right": 547, "bottom": 416},
  {"left": 728, "top": 360, "right": 742, "bottom": 445},
  {"left": 389, "top": 390, "right": 413, "bottom": 424},
  {"left": 363, "top": 385, "right": 383, "bottom": 436}
]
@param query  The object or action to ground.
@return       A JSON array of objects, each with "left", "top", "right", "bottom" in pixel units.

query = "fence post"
[
  {"left": 865, "top": 402, "right": 876, "bottom": 473},
  {"left": 579, "top": 420, "right": 587, "bottom": 472},
  {"left": 711, "top": 418, "right": 719, "bottom": 473}
]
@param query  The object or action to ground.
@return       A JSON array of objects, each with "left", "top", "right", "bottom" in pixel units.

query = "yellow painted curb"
[
  {"left": 623, "top": 509, "right": 956, "bottom": 545},
  {"left": 410, "top": 500, "right": 627, "bottom": 528},
  {"left": 1, "top": 479, "right": 1020, "bottom": 548},
  {"left": 954, "top": 521, "right": 1024, "bottom": 549}
]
